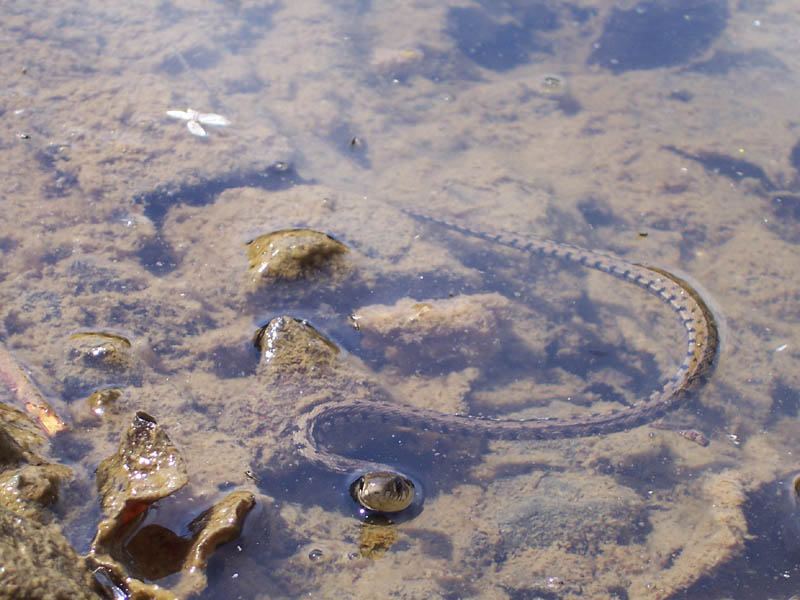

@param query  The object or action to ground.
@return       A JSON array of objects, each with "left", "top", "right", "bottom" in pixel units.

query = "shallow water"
[{"left": 2, "top": 0, "right": 800, "bottom": 598}]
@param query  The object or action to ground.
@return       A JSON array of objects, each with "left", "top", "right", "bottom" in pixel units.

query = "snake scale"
[{"left": 293, "top": 210, "right": 719, "bottom": 477}]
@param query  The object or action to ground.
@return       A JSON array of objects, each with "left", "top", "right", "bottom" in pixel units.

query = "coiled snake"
[{"left": 292, "top": 211, "right": 719, "bottom": 512}]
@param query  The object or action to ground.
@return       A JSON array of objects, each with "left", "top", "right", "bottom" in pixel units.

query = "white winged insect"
[{"left": 166, "top": 108, "right": 230, "bottom": 137}]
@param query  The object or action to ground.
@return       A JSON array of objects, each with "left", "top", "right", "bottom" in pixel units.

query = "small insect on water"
[{"left": 166, "top": 108, "right": 230, "bottom": 137}]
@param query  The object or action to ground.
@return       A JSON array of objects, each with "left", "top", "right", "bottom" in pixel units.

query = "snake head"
[{"left": 351, "top": 471, "right": 415, "bottom": 513}]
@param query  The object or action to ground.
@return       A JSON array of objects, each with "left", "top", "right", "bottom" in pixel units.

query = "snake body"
[{"left": 294, "top": 211, "right": 719, "bottom": 477}]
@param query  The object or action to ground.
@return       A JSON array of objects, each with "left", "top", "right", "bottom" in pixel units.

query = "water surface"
[{"left": 2, "top": 0, "right": 800, "bottom": 598}]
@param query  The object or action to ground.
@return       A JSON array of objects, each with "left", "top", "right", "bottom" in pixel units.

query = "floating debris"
[
  {"left": 678, "top": 428, "right": 710, "bottom": 447},
  {"left": 166, "top": 108, "right": 230, "bottom": 137},
  {"left": 650, "top": 423, "right": 710, "bottom": 447}
]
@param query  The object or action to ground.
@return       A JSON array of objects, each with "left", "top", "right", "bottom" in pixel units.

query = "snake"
[{"left": 291, "top": 210, "right": 719, "bottom": 512}]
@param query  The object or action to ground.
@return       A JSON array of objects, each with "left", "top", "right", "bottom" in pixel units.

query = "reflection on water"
[{"left": 2, "top": 0, "right": 800, "bottom": 598}]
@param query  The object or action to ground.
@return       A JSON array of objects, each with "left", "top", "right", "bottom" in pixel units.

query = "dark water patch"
[
  {"left": 769, "top": 195, "right": 800, "bottom": 244},
  {"left": 475, "top": 330, "right": 549, "bottom": 387},
  {"left": 504, "top": 587, "right": 561, "bottom": 600},
  {"left": 446, "top": 1, "right": 560, "bottom": 71},
  {"left": 406, "top": 528, "right": 453, "bottom": 559},
  {"left": 158, "top": 54, "right": 188, "bottom": 76},
  {"left": 217, "top": 4, "right": 280, "bottom": 54},
  {"left": 34, "top": 145, "right": 80, "bottom": 197},
  {"left": 328, "top": 122, "right": 370, "bottom": 169},
  {"left": 663, "top": 145, "right": 776, "bottom": 191},
  {"left": 40, "top": 243, "right": 72, "bottom": 265},
  {"left": 158, "top": 44, "right": 221, "bottom": 75},
  {"left": 790, "top": 140, "right": 800, "bottom": 172},
  {"left": 43, "top": 169, "right": 80, "bottom": 198},
  {"left": 4, "top": 310, "right": 31, "bottom": 335},
  {"left": 56, "top": 477, "right": 104, "bottom": 553},
  {"left": 136, "top": 235, "right": 182, "bottom": 275},
  {"left": 597, "top": 443, "right": 678, "bottom": 496},
  {"left": 684, "top": 477, "right": 800, "bottom": 599},
  {"left": 312, "top": 415, "right": 487, "bottom": 505},
  {"left": 772, "top": 194, "right": 800, "bottom": 220},
  {"left": 767, "top": 379, "right": 800, "bottom": 424},
  {"left": 541, "top": 302, "right": 659, "bottom": 391},
  {"left": 17, "top": 290, "right": 63, "bottom": 324},
  {"left": 134, "top": 163, "right": 306, "bottom": 274},
  {"left": 199, "top": 507, "right": 298, "bottom": 600},
  {"left": 606, "top": 587, "right": 629, "bottom": 600},
  {"left": 577, "top": 197, "right": 617, "bottom": 227},
  {"left": 223, "top": 72, "right": 266, "bottom": 95},
  {"left": 567, "top": 3, "right": 596, "bottom": 24},
  {"left": 34, "top": 147, "right": 59, "bottom": 170},
  {"left": 254, "top": 460, "right": 370, "bottom": 517},
  {"left": 50, "top": 432, "right": 95, "bottom": 463},
  {"left": 555, "top": 94, "right": 582, "bottom": 116},
  {"left": 207, "top": 340, "right": 260, "bottom": 379},
  {"left": 676, "top": 226, "right": 710, "bottom": 264},
  {"left": 588, "top": 0, "right": 728, "bottom": 74},
  {"left": 156, "top": 1, "right": 189, "bottom": 24},
  {"left": 685, "top": 49, "right": 786, "bottom": 75},
  {"left": 136, "top": 162, "right": 305, "bottom": 227},
  {"left": 67, "top": 260, "right": 147, "bottom": 294},
  {"left": 247, "top": 275, "right": 377, "bottom": 340}
]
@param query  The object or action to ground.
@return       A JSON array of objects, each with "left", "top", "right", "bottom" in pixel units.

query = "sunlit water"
[{"left": 2, "top": 0, "right": 800, "bottom": 598}]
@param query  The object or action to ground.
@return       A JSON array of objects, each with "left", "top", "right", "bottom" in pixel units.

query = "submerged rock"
[
  {"left": 0, "top": 402, "right": 98, "bottom": 598},
  {"left": 254, "top": 316, "right": 340, "bottom": 374},
  {"left": 88, "top": 411, "right": 255, "bottom": 600},
  {"left": 86, "top": 387, "right": 124, "bottom": 418},
  {"left": 59, "top": 331, "right": 139, "bottom": 398},
  {"left": 0, "top": 504, "right": 102, "bottom": 600},
  {"left": 351, "top": 293, "right": 512, "bottom": 370},
  {"left": 0, "top": 463, "right": 72, "bottom": 521},
  {"left": 0, "top": 403, "right": 72, "bottom": 522},
  {"left": 94, "top": 411, "right": 188, "bottom": 517},
  {"left": 246, "top": 228, "right": 348, "bottom": 282},
  {"left": 219, "top": 316, "right": 389, "bottom": 475}
]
